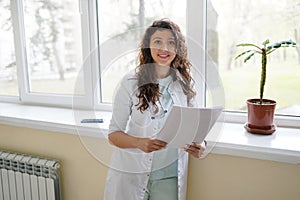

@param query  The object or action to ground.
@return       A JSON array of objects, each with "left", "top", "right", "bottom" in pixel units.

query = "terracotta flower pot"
[{"left": 244, "top": 98, "right": 276, "bottom": 135}]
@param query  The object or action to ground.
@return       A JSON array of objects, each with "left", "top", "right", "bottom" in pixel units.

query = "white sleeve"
[{"left": 106, "top": 76, "right": 133, "bottom": 138}]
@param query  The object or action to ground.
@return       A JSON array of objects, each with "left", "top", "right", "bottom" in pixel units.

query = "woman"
[{"left": 104, "top": 19, "right": 206, "bottom": 200}]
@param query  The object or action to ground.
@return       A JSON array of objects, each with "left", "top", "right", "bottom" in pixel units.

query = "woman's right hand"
[{"left": 136, "top": 138, "right": 167, "bottom": 153}]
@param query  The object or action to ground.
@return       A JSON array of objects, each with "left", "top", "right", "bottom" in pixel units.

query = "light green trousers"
[{"left": 143, "top": 177, "right": 178, "bottom": 200}]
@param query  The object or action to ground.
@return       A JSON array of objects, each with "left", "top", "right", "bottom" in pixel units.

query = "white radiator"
[{"left": 0, "top": 151, "right": 61, "bottom": 200}]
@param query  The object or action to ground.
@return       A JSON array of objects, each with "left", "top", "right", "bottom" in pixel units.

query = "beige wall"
[{"left": 0, "top": 124, "right": 299, "bottom": 200}]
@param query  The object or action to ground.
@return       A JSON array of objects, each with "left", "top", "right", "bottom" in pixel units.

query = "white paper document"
[{"left": 156, "top": 105, "right": 223, "bottom": 148}]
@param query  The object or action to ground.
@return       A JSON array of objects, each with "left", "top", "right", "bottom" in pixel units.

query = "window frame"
[
  {"left": 1, "top": 0, "right": 299, "bottom": 128},
  {"left": 202, "top": 0, "right": 300, "bottom": 128},
  {"left": 7, "top": 0, "right": 94, "bottom": 109}
]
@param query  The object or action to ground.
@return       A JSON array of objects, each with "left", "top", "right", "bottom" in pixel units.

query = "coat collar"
[{"left": 172, "top": 68, "right": 186, "bottom": 84}]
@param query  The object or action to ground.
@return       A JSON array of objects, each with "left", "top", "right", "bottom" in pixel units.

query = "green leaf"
[
  {"left": 267, "top": 46, "right": 274, "bottom": 51},
  {"left": 287, "top": 39, "right": 297, "bottom": 46},
  {"left": 243, "top": 52, "right": 255, "bottom": 63},
  {"left": 285, "top": 40, "right": 292, "bottom": 45},
  {"left": 267, "top": 39, "right": 297, "bottom": 53},
  {"left": 236, "top": 43, "right": 256, "bottom": 47},
  {"left": 234, "top": 50, "right": 253, "bottom": 60},
  {"left": 262, "top": 39, "right": 270, "bottom": 46},
  {"left": 273, "top": 43, "right": 281, "bottom": 48},
  {"left": 236, "top": 43, "right": 261, "bottom": 50},
  {"left": 281, "top": 39, "right": 296, "bottom": 46}
]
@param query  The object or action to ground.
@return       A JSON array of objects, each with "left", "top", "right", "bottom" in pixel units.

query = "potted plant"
[{"left": 235, "top": 39, "right": 296, "bottom": 134}]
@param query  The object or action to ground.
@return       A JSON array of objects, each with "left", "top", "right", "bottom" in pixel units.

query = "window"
[
  {"left": 0, "top": 1, "right": 18, "bottom": 97},
  {"left": 0, "top": 0, "right": 299, "bottom": 127},
  {"left": 0, "top": 0, "right": 92, "bottom": 107},
  {"left": 97, "top": 0, "right": 187, "bottom": 103},
  {"left": 22, "top": 0, "right": 84, "bottom": 95},
  {"left": 207, "top": 0, "right": 300, "bottom": 119}
]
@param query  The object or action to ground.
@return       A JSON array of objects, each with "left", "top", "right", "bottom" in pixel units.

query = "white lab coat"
[{"left": 104, "top": 69, "right": 195, "bottom": 200}]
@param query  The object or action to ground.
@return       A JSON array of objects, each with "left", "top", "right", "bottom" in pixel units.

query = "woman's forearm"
[
  {"left": 108, "top": 131, "right": 167, "bottom": 153},
  {"left": 108, "top": 131, "right": 139, "bottom": 149}
]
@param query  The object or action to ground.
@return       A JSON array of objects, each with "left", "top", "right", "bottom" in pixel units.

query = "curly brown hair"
[{"left": 136, "top": 19, "right": 196, "bottom": 112}]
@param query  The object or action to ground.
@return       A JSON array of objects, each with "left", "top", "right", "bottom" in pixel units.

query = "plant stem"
[{"left": 260, "top": 48, "right": 267, "bottom": 104}]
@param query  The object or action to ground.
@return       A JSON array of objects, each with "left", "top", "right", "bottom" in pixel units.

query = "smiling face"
[{"left": 149, "top": 29, "right": 177, "bottom": 67}]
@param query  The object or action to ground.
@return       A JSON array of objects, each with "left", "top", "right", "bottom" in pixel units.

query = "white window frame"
[
  {"left": 186, "top": 0, "right": 300, "bottom": 128},
  {"left": 1, "top": 0, "right": 299, "bottom": 128},
  {"left": 7, "top": 0, "right": 94, "bottom": 109},
  {"left": 92, "top": 0, "right": 209, "bottom": 111}
]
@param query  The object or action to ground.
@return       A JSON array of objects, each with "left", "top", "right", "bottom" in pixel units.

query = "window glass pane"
[
  {"left": 0, "top": 1, "right": 18, "bottom": 96},
  {"left": 23, "top": 0, "right": 84, "bottom": 95},
  {"left": 98, "top": 0, "right": 187, "bottom": 103},
  {"left": 207, "top": 0, "right": 300, "bottom": 116}
]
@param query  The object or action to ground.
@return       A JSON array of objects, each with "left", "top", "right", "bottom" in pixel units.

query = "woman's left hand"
[{"left": 184, "top": 141, "right": 206, "bottom": 159}]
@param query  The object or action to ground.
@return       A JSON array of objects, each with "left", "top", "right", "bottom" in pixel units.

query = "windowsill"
[{"left": 0, "top": 102, "right": 299, "bottom": 164}]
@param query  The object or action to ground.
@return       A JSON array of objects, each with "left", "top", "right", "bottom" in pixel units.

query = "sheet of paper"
[{"left": 156, "top": 105, "right": 223, "bottom": 148}]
